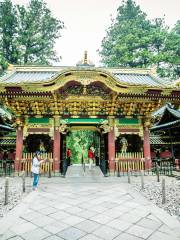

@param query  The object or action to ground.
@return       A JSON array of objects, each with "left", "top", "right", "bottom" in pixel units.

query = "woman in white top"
[{"left": 31, "top": 151, "right": 46, "bottom": 190}]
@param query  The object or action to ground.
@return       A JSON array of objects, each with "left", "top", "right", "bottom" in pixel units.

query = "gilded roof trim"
[{"left": 0, "top": 66, "right": 179, "bottom": 94}]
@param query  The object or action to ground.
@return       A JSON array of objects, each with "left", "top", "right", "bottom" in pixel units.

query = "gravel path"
[
  {"left": 132, "top": 175, "right": 180, "bottom": 221},
  {"left": 0, "top": 177, "right": 32, "bottom": 218}
]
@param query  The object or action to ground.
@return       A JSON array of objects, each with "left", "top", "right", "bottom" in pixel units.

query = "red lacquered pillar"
[
  {"left": 53, "top": 128, "right": 60, "bottom": 172},
  {"left": 15, "top": 126, "right": 23, "bottom": 171},
  {"left": 108, "top": 128, "right": 115, "bottom": 171},
  {"left": 143, "top": 126, "right": 151, "bottom": 169}
]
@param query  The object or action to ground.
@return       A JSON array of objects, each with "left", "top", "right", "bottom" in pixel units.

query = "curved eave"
[
  {"left": 0, "top": 124, "right": 14, "bottom": 130},
  {"left": 151, "top": 119, "right": 180, "bottom": 131},
  {"left": 0, "top": 67, "right": 178, "bottom": 94}
]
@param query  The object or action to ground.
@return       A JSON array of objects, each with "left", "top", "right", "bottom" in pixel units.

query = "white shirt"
[
  {"left": 90, "top": 146, "right": 95, "bottom": 153},
  {"left": 31, "top": 157, "right": 43, "bottom": 174}
]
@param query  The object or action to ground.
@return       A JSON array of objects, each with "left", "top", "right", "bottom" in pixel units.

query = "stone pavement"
[{"left": 0, "top": 166, "right": 180, "bottom": 240}]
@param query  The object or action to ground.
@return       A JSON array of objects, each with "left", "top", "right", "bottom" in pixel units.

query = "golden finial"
[
  {"left": 76, "top": 51, "right": 95, "bottom": 67},
  {"left": 174, "top": 79, "right": 180, "bottom": 88},
  {"left": 150, "top": 65, "right": 157, "bottom": 76},
  {"left": 7, "top": 63, "right": 14, "bottom": 71},
  {"left": 84, "top": 51, "right": 88, "bottom": 64}
]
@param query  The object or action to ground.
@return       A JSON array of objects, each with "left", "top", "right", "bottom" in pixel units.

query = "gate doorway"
[
  {"left": 66, "top": 129, "right": 100, "bottom": 164},
  {"left": 24, "top": 134, "right": 52, "bottom": 153}
]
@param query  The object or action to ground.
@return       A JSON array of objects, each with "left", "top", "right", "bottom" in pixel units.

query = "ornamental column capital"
[
  {"left": 14, "top": 116, "right": 24, "bottom": 129},
  {"left": 142, "top": 117, "right": 151, "bottom": 129}
]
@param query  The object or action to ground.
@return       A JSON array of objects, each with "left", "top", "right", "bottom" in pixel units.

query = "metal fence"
[
  {"left": 152, "top": 158, "right": 174, "bottom": 176},
  {"left": 0, "top": 160, "right": 15, "bottom": 176},
  {"left": 0, "top": 156, "right": 178, "bottom": 178},
  {"left": 99, "top": 158, "right": 177, "bottom": 177}
]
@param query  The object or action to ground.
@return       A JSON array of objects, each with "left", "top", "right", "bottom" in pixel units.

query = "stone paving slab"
[{"left": 0, "top": 172, "right": 180, "bottom": 240}]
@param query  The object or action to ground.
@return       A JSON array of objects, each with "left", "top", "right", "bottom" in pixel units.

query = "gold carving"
[
  {"left": 59, "top": 124, "right": 68, "bottom": 134},
  {"left": 100, "top": 124, "right": 111, "bottom": 134},
  {"left": 114, "top": 125, "right": 120, "bottom": 139}
]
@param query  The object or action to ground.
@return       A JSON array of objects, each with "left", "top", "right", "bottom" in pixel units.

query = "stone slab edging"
[
  {"left": 0, "top": 191, "right": 37, "bottom": 236},
  {"left": 125, "top": 183, "right": 180, "bottom": 238}
]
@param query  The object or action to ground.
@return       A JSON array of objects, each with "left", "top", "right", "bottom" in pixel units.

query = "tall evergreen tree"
[
  {"left": 100, "top": 0, "right": 179, "bottom": 79},
  {"left": 0, "top": 0, "right": 19, "bottom": 68},
  {"left": 160, "top": 20, "right": 180, "bottom": 78},
  {"left": 0, "top": 0, "right": 64, "bottom": 67},
  {"left": 100, "top": 0, "right": 153, "bottom": 68},
  {"left": 149, "top": 18, "right": 168, "bottom": 66},
  {"left": 17, "top": 0, "right": 64, "bottom": 64}
]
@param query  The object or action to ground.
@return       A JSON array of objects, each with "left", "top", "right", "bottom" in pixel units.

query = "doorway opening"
[
  {"left": 66, "top": 129, "right": 100, "bottom": 164},
  {"left": 24, "top": 134, "right": 52, "bottom": 153}
]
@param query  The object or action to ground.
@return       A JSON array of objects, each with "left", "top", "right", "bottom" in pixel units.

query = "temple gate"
[{"left": 0, "top": 54, "right": 179, "bottom": 173}]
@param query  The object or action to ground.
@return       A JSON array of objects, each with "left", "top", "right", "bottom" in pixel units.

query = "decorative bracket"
[
  {"left": 100, "top": 124, "right": 111, "bottom": 134},
  {"left": 59, "top": 124, "right": 68, "bottom": 134},
  {"left": 114, "top": 125, "right": 120, "bottom": 139}
]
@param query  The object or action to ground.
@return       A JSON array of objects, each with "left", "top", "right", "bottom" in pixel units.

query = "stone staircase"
[{"left": 66, "top": 164, "right": 103, "bottom": 178}]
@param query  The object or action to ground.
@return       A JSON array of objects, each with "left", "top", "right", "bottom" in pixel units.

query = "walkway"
[{"left": 0, "top": 167, "right": 180, "bottom": 240}]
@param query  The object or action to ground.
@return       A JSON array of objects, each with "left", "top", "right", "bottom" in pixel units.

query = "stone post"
[
  {"left": 4, "top": 177, "right": 9, "bottom": 205},
  {"left": 162, "top": 178, "right": 166, "bottom": 204},
  {"left": 140, "top": 170, "right": 144, "bottom": 189}
]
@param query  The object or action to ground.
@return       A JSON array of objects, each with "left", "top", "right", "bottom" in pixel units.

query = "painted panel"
[
  {"left": 61, "top": 118, "right": 106, "bottom": 124},
  {"left": 28, "top": 117, "right": 49, "bottom": 124},
  {"left": 118, "top": 118, "right": 139, "bottom": 124}
]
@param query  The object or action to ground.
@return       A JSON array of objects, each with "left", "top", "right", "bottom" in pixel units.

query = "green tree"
[
  {"left": 0, "top": 0, "right": 64, "bottom": 68},
  {"left": 172, "top": 21, "right": 180, "bottom": 78},
  {"left": 0, "top": 0, "right": 19, "bottom": 67},
  {"left": 160, "top": 20, "right": 180, "bottom": 78},
  {"left": 149, "top": 18, "right": 168, "bottom": 65},
  {"left": 17, "top": 0, "right": 64, "bottom": 64},
  {"left": 99, "top": 0, "right": 180, "bottom": 79},
  {"left": 99, "top": 0, "right": 153, "bottom": 68}
]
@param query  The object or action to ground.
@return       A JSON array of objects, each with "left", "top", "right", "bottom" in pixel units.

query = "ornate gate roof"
[
  {"left": 0, "top": 65, "right": 176, "bottom": 90},
  {"left": 0, "top": 65, "right": 179, "bottom": 118}
]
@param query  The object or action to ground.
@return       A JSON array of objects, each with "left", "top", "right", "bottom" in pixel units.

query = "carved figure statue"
[
  {"left": 39, "top": 141, "right": 46, "bottom": 153},
  {"left": 120, "top": 137, "right": 128, "bottom": 153}
]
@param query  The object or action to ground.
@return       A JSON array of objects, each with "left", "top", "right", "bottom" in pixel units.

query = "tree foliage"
[
  {"left": 161, "top": 20, "right": 180, "bottom": 78},
  {"left": 100, "top": 0, "right": 152, "bottom": 68},
  {"left": 100, "top": 0, "right": 180, "bottom": 79},
  {"left": 0, "top": 0, "right": 64, "bottom": 68},
  {"left": 0, "top": 0, "right": 18, "bottom": 69}
]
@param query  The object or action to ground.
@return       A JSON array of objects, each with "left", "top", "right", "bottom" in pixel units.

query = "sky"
[{"left": 12, "top": 0, "right": 180, "bottom": 67}]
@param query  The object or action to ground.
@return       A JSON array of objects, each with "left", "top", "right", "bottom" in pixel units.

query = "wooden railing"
[
  {"left": 114, "top": 159, "right": 145, "bottom": 175},
  {"left": 0, "top": 160, "right": 14, "bottom": 176},
  {"left": 22, "top": 152, "right": 53, "bottom": 160},
  {"left": 21, "top": 152, "right": 53, "bottom": 175},
  {"left": 115, "top": 152, "right": 144, "bottom": 159}
]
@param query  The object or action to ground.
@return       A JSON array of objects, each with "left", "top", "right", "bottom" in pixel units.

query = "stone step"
[{"left": 66, "top": 164, "right": 103, "bottom": 178}]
